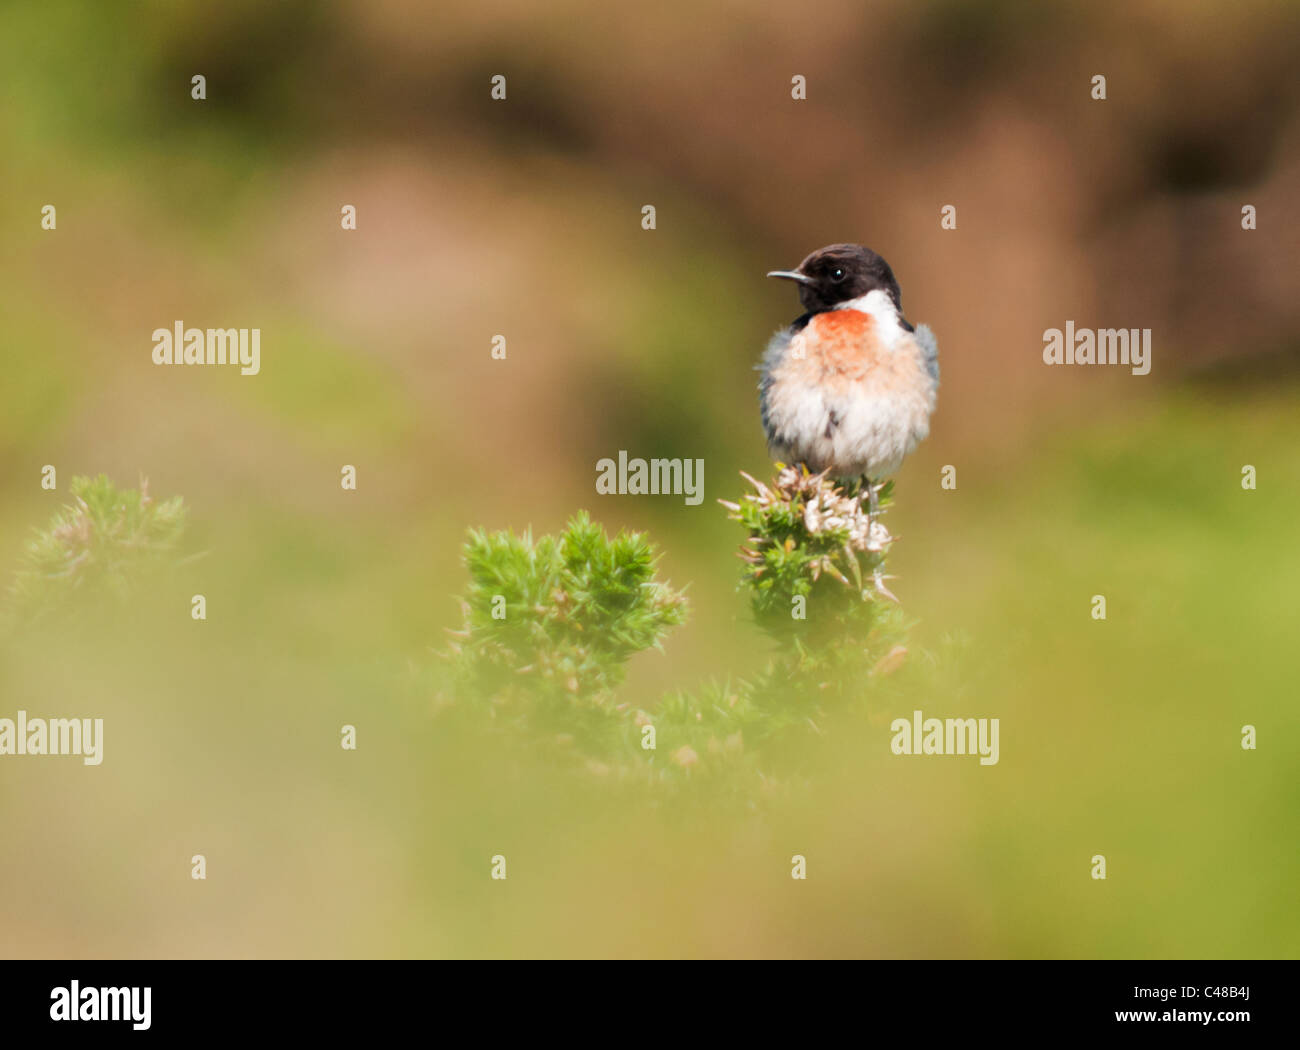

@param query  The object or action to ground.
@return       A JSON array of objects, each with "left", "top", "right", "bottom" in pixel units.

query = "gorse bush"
[
  {"left": 723, "top": 467, "right": 909, "bottom": 708},
  {"left": 722, "top": 467, "right": 900, "bottom": 640},
  {"left": 443, "top": 512, "right": 688, "bottom": 750},
  {"left": 8, "top": 475, "right": 187, "bottom": 622},
  {"left": 440, "top": 469, "right": 917, "bottom": 790}
]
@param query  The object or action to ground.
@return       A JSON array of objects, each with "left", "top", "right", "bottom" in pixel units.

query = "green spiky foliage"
[
  {"left": 439, "top": 469, "right": 919, "bottom": 793},
  {"left": 8, "top": 474, "right": 187, "bottom": 622},
  {"left": 444, "top": 511, "right": 688, "bottom": 751},
  {"left": 722, "top": 465, "right": 907, "bottom": 669},
  {"left": 723, "top": 469, "right": 896, "bottom": 625}
]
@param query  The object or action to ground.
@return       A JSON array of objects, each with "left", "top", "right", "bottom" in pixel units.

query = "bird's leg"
[{"left": 866, "top": 477, "right": 880, "bottom": 517}]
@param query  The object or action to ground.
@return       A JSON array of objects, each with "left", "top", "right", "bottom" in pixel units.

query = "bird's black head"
[{"left": 768, "top": 243, "right": 904, "bottom": 315}]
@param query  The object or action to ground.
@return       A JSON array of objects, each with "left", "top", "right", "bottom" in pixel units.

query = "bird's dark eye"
[{"left": 830, "top": 267, "right": 846, "bottom": 282}]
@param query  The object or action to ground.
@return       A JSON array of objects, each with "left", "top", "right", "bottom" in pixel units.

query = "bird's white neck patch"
[{"left": 837, "top": 288, "right": 905, "bottom": 348}]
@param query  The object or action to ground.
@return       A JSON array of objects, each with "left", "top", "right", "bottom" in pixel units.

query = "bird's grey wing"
[
  {"left": 757, "top": 327, "right": 795, "bottom": 437},
  {"left": 915, "top": 323, "right": 939, "bottom": 384},
  {"left": 757, "top": 327, "right": 794, "bottom": 375}
]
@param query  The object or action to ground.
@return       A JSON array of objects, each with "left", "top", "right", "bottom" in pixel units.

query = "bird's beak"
[{"left": 767, "top": 270, "right": 813, "bottom": 284}]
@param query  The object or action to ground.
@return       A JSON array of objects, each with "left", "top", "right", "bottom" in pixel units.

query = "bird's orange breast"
[{"left": 787, "top": 309, "right": 885, "bottom": 382}]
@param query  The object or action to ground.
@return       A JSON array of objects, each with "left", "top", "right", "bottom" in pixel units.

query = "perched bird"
[{"left": 759, "top": 243, "right": 938, "bottom": 510}]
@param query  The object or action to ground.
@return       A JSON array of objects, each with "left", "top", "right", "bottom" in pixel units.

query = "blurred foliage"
[{"left": 7, "top": 475, "right": 187, "bottom": 623}]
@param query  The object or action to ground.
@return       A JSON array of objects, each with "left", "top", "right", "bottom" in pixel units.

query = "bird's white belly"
[{"left": 767, "top": 378, "right": 931, "bottom": 479}]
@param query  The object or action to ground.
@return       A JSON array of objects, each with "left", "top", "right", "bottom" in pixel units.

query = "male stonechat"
[{"left": 759, "top": 243, "right": 939, "bottom": 510}]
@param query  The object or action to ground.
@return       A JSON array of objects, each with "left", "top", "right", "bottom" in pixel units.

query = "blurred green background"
[{"left": 1, "top": 0, "right": 1298, "bottom": 957}]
